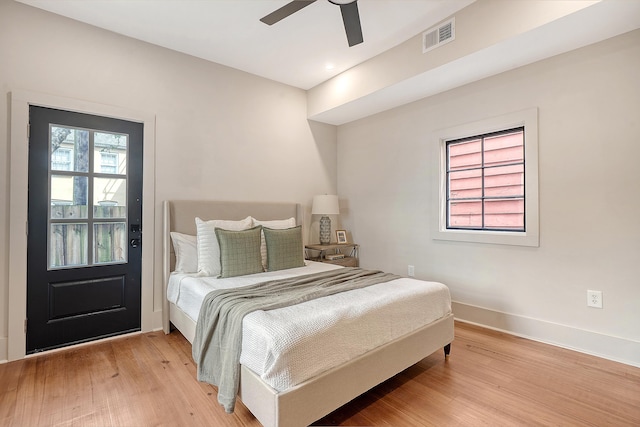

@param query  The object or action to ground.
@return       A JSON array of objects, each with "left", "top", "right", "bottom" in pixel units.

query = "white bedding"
[{"left": 168, "top": 262, "right": 451, "bottom": 392}]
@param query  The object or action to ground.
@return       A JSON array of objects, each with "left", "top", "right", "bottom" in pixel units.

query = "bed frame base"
[
  {"left": 168, "top": 302, "right": 453, "bottom": 427},
  {"left": 240, "top": 313, "right": 454, "bottom": 427}
]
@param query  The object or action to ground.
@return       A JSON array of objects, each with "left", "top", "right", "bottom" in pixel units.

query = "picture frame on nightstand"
[{"left": 336, "top": 230, "right": 347, "bottom": 244}]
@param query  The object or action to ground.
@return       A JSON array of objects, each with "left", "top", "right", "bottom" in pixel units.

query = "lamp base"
[{"left": 319, "top": 216, "right": 331, "bottom": 245}]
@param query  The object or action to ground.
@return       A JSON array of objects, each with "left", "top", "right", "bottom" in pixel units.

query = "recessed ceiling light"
[{"left": 325, "top": 63, "right": 336, "bottom": 70}]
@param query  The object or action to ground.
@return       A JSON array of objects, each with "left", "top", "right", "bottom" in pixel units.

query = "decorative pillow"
[
  {"left": 263, "top": 226, "right": 305, "bottom": 272},
  {"left": 196, "top": 216, "right": 252, "bottom": 276},
  {"left": 215, "top": 226, "right": 264, "bottom": 278},
  {"left": 170, "top": 232, "right": 198, "bottom": 273},
  {"left": 251, "top": 217, "right": 296, "bottom": 269}
]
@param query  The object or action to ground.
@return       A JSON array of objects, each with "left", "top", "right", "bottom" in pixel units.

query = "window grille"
[{"left": 446, "top": 127, "right": 525, "bottom": 231}]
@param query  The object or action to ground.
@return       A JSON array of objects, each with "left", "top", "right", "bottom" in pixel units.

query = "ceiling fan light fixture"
[{"left": 328, "top": 0, "right": 357, "bottom": 5}]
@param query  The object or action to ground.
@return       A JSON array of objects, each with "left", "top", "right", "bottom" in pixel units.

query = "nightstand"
[{"left": 305, "top": 243, "right": 359, "bottom": 267}]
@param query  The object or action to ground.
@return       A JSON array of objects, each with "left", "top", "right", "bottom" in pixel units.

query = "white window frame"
[
  {"left": 433, "top": 108, "right": 539, "bottom": 247},
  {"left": 100, "top": 152, "right": 118, "bottom": 174},
  {"left": 51, "top": 147, "right": 73, "bottom": 171}
]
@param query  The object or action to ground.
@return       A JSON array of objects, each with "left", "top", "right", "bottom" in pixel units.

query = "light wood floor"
[{"left": 1, "top": 321, "right": 638, "bottom": 426}]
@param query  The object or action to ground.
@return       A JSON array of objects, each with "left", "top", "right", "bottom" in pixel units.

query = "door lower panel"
[{"left": 49, "top": 276, "right": 125, "bottom": 320}]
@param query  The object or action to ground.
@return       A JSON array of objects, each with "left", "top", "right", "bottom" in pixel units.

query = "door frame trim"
[{"left": 9, "top": 90, "right": 156, "bottom": 361}]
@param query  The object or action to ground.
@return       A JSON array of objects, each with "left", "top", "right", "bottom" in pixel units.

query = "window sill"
[{"left": 433, "top": 227, "right": 539, "bottom": 247}]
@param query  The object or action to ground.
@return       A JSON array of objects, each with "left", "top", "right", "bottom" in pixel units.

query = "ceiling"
[
  {"left": 16, "top": 0, "right": 475, "bottom": 90},
  {"left": 15, "top": 0, "right": 640, "bottom": 125}
]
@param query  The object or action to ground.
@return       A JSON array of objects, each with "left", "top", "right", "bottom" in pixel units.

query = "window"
[
  {"left": 447, "top": 128, "right": 524, "bottom": 231},
  {"left": 433, "top": 108, "right": 539, "bottom": 247},
  {"left": 100, "top": 152, "right": 118, "bottom": 174},
  {"left": 51, "top": 147, "right": 73, "bottom": 171}
]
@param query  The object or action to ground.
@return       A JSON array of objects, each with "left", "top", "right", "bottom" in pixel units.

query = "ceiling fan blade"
[
  {"left": 339, "top": 1, "right": 363, "bottom": 47},
  {"left": 260, "top": 0, "right": 317, "bottom": 25}
]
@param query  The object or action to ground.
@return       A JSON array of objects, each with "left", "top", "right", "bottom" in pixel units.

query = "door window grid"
[{"left": 48, "top": 124, "right": 129, "bottom": 269}]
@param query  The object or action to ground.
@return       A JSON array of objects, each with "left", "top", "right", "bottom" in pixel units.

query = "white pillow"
[
  {"left": 170, "top": 232, "right": 197, "bottom": 273},
  {"left": 251, "top": 217, "right": 296, "bottom": 269},
  {"left": 196, "top": 216, "right": 253, "bottom": 276}
]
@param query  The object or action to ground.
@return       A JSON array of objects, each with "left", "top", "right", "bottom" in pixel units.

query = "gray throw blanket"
[{"left": 192, "top": 267, "right": 399, "bottom": 413}]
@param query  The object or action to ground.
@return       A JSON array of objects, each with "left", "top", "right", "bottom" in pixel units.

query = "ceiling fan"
[{"left": 260, "top": 0, "right": 364, "bottom": 47}]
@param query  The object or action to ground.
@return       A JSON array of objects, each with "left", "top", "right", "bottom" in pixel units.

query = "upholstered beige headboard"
[{"left": 162, "top": 200, "right": 303, "bottom": 330}]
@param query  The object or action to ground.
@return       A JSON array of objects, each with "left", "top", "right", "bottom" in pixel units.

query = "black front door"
[{"left": 26, "top": 106, "right": 143, "bottom": 353}]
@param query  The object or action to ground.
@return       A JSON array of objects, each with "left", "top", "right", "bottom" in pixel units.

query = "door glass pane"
[
  {"left": 94, "top": 222, "right": 127, "bottom": 264},
  {"left": 48, "top": 127, "right": 129, "bottom": 269},
  {"left": 94, "top": 132, "right": 127, "bottom": 174},
  {"left": 51, "top": 175, "right": 88, "bottom": 219},
  {"left": 51, "top": 126, "right": 89, "bottom": 172},
  {"left": 93, "top": 178, "right": 127, "bottom": 218},
  {"left": 50, "top": 223, "right": 88, "bottom": 268}
]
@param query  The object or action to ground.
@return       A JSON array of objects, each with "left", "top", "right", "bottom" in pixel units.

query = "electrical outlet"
[
  {"left": 587, "top": 290, "right": 603, "bottom": 308},
  {"left": 408, "top": 265, "right": 415, "bottom": 277}
]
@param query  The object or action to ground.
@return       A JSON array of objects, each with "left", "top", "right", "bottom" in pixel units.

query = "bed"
[{"left": 162, "top": 200, "right": 454, "bottom": 427}]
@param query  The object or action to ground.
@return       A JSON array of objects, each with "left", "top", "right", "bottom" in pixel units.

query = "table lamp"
[{"left": 312, "top": 195, "right": 340, "bottom": 245}]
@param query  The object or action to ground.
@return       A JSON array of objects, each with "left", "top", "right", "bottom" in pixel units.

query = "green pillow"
[
  {"left": 263, "top": 226, "right": 305, "bottom": 272},
  {"left": 215, "top": 226, "right": 263, "bottom": 278}
]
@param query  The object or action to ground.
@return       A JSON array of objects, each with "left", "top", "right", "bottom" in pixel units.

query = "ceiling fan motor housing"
[{"left": 261, "top": 0, "right": 363, "bottom": 47}]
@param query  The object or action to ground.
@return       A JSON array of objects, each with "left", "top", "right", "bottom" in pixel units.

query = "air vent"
[{"left": 422, "top": 18, "right": 455, "bottom": 53}]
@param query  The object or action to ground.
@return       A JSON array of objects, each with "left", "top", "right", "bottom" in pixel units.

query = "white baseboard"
[
  {"left": 0, "top": 337, "right": 7, "bottom": 364},
  {"left": 152, "top": 310, "right": 164, "bottom": 332},
  {"left": 452, "top": 301, "right": 640, "bottom": 368},
  {"left": 4, "top": 305, "right": 636, "bottom": 368}
]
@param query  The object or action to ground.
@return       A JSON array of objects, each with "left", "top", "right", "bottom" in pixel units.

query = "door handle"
[{"left": 130, "top": 238, "right": 141, "bottom": 248}]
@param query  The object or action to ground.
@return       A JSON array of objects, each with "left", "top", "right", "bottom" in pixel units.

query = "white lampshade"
[{"left": 311, "top": 195, "right": 340, "bottom": 215}]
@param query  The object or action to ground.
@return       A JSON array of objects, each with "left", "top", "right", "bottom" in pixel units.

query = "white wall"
[
  {"left": 337, "top": 29, "right": 640, "bottom": 366},
  {"left": 0, "top": 0, "right": 337, "bottom": 361},
  {"left": 308, "top": 0, "right": 596, "bottom": 121}
]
